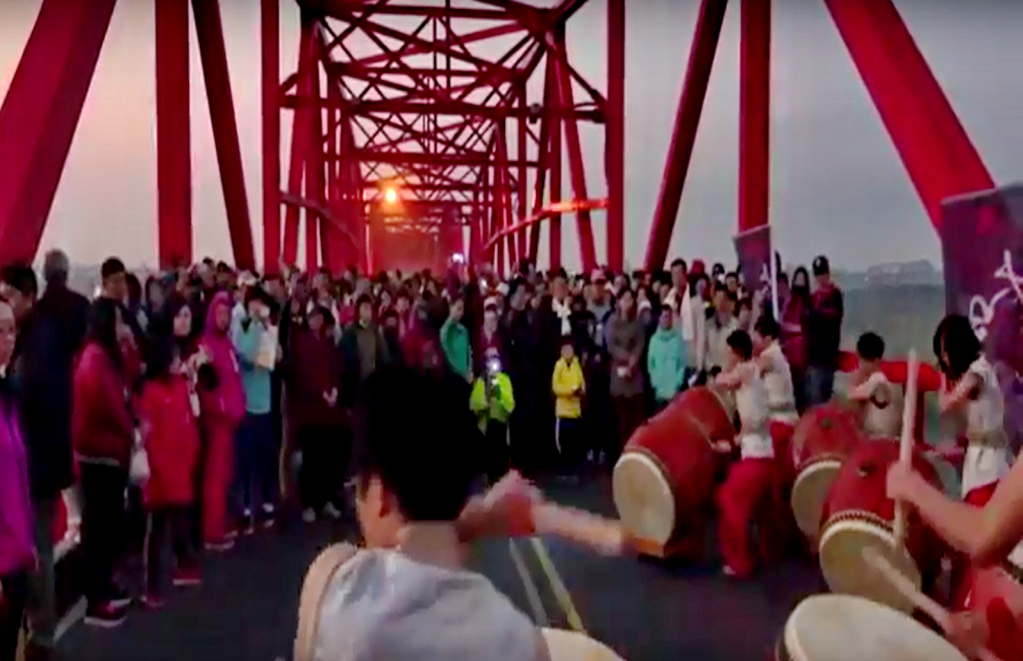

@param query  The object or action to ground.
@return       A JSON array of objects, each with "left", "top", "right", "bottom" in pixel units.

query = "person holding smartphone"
[{"left": 469, "top": 349, "right": 515, "bottom": 484}]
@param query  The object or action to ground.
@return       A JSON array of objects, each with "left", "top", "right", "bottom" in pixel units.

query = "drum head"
[
  {"left": 818, "top": 519, "right": 922, "bottom": 613},
  {"left": 613, "top": 452, "right": 675, "bottom": 545},
  {"left": 541, "top": 628, "right": 625, "bottom": 661},
  {"left": 790, "top": 460, "right": 841, "bottom": 538},
  {"left": 783, "top": 594, "right": 967, "bottom": 661}
]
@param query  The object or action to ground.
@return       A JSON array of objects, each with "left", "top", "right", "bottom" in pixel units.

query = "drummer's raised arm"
[
  {"left": 714, "top": 362, "right": 751, "bottom": 391},
  {"left": 896, "top": 458, "right": 1023, "bottom": 565}
]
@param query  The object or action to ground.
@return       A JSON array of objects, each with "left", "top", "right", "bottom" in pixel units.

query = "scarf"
[
  {"left": 552, "top": 297, "right": 572, "bottom": 336},
  {"left": 668, "top": 286, "right": 696, "bottom": 342}
]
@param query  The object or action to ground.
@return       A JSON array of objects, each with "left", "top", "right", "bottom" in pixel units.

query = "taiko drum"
[
  {"left": 674, "top": 385, "right": 736, "bottom": 442},
  {"left": 612, "top": 393, "right": 723, "bottom": 547},
  {"left": 774, "top": 594, "right": 967, "bottom": 661},
  {"left": 789, "top": 403, "right": 864, "bottom": 539},
  {"left": 817, "top": 439, "right": 946, "bottom": 613}
]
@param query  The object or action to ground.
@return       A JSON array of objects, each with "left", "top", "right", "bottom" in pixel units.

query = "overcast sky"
[{"left": 1, "top": 0, "right": 1021, "bottom": 271}]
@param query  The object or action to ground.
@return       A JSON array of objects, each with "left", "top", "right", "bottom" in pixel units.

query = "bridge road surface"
[{"left": 61, "top": 474, "right": 821, "bottom": 661}]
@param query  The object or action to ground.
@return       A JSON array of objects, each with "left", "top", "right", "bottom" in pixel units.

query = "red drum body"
[
  {"left": 673, "top": 386, "right": 736, "bottom": 442},
  {"left": 818, "top": 439, "right": 946, "bottom": 612},
  {"left": 613, "top": 396, "right": 722, "bottom": 547},
  {"left": 789, "top": 404, "right": 864, "bottom": 538}
]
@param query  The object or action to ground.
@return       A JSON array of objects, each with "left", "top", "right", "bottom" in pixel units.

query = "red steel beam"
[
  {"left": 605, "top": 0, "right": 625, "bottom": 271},
  {"left": 305, "top": 29, "right": 324, "bottom": 270},
  {"left": 156, "top": 0, "right": 192, "bottom": 268},
  {"left": 262, "top": 0, "right": 281, "bottom": 272},
  {"left": 547, "top": 47, "right": 564, "bottom": 270},
  {"left": 192, "top": 0, "right": 256, "bottom": 269},
  {"left": 0, "top": 0, "right": 117, "bottom": 265},
  {"left": 307, "top": 1, "right": 513, "bottom": 20},
  {"left": 282, "top": 19, "right": 317, "bottom": 267},
  {"left": 644, "top": 0, "right": 729, "bottom": 271},
  {"left": 739, "top": 0, "right": 770, "bottom": 233},
  {"left": 822, "top": 0, "right": 994, "bottom": 230}
]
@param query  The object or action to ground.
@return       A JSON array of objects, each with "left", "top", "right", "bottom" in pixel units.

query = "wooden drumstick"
[
  {"left": 862, "top": 547, "right": 1005, "bottom": 661},
  {"left": 532, "top": 504, "right": 626, "bottom": 556},
  {"left": 894, "top": 349, "right": 919, "bottom": 546}
]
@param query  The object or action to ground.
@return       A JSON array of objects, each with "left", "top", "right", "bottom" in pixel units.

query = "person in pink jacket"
[
  {"left": 0, "top": 298, "right": 34, "bottom": 661},
  {"left": 199, "top": 293, "right": 246, "bottom": 549}
]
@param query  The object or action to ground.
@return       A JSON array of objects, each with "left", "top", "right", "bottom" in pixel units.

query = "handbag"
[{"left": 129, "top": 428, "right": 150, "bottom": 486}]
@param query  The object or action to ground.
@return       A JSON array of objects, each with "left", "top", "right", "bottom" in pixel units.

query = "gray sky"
[{"left": 1, "top": 0, "right": 1021, "bottom": 271}]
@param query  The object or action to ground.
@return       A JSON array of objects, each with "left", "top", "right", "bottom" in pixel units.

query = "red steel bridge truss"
[{"left": 0, "top": 0, "right": 996, "bottom": 275}]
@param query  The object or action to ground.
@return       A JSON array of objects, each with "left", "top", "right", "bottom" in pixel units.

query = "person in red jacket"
[
  {"left": 73, "top": 298, "right": 134, "bottom": 628},
  {"left": 198, "top": 292, "right": 246, "bottom": 549},
  {"left": 138, "top": 337, "right": 202, "bottom": 609},
  {"left": 290, "top": 306, "right": 347, "bottom": 522}
]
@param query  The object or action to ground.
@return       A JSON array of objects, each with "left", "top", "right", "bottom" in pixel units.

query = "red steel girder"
[
  {"left": 739, "top": 0, "right": 770, "bottom": 234},
  {"left": 262, "top": 0, "right": 282, "bottom": 272}
]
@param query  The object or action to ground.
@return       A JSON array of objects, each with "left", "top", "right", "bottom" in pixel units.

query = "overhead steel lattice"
[{"left": 273, "top": 0, "right": 623, "bottom": 275}]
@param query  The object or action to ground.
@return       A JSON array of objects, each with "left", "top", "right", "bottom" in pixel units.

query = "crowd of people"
[{"left": 0, "top": 249, "right": 848, "bottom": 660}]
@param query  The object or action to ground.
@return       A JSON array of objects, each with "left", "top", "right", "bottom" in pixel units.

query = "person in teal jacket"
[
  {"left": 647, "top": 307, "right": 687, "bottom": 411},
  {"left": 440, "top": 294, "right": 472, "bottom": 382},
  {"left": 470, "top": 349, "right": 515, "bottom": 483}
]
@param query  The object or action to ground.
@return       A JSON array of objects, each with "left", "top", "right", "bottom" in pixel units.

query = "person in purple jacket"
[{"left": 0, "top": 296, "right": 34, "bottom": 661}]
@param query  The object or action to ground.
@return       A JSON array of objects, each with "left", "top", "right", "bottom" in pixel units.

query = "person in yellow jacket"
[
  {"left": 470, "top": 349, "right": 515, "bottom": 483},
  {"left": 552, "top": 338, "right": 585, "bottom": 478}
]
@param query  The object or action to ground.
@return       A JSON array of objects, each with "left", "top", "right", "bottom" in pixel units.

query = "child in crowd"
[
  {"left": 647, "top": 307, "right": 686, "bottom": 412},
  {"left": 552, "top": 337, "right": 585, "bottom": 478},
  {"left": 848, "top": 331, "right": 902, "bottom": 439},
  {"left": 469, "top": 349, "right": 515, "bottom": 483},
  {"left": 139, "top": 339, "right": 201, "bottom": 608}
]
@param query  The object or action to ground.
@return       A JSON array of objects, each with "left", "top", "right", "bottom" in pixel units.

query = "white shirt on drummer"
[
  {"left": 734, "top": 362, "right": 774, "bottom": 460},
  {"left": 961, "top": 355, "right": 1012, "bottom": 496},
  {"left": 313, "top": 548, "right": 542, "bottom": 661},
  {"left": 759, "top": 342, "right": 797, "bottom": 424},
  {"left": 861, "top": 371, "right": 903, "bottom": 439}
]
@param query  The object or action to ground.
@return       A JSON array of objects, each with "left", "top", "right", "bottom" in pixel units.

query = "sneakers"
[
  {"left": 261, "top": 503, "right": 276, "bottom": 530},
  {"left": 302, "top": 508, "right": 317, "bottom": 523},
  {"left": 109, "top": 587, "right": 133, "bottom": 609},
  {"left": 322, "top": 503, "right": 342, "bottom": 520},
  {"left": 172, "top": 566, "right": 202, "bottom": 588},
  {"left": 84, "top": 602, "right": 128, "bottom": 628},
  {"left": 205, "top": 538, "right": 235, "bottom": 552},
  {"left": 141, "top": 594, "right": 166, "bottom": 610}
]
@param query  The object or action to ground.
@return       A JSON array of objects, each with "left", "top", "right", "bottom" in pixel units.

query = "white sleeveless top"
[
  {"left": 312, "top": 549, "right": 542, "bottom": 661},
  {"left": 735, "top": 363, "right": 774, "bottom": 460},
  {"left": 861, "top": 371, "right": 903, "bottom": 439},
  {"left": 961, "top": 356, "right": 1012, "bottom": 496},
  {"left": 760, "top": 343, "right": 797, "bottom": 424}
]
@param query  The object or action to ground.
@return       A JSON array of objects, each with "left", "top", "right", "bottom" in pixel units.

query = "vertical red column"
[
  {"left": 192, "top": 0, "right": 255, "bottom": 269},
  {"left": 156, "top": 0, "right": 192, "bottom": 268},
  {"left": 304, "top": 33, "right": 322, "bottom": 271},
  {"left": 644, "top": 0, "right": 729, "bottom": 271},
  {"left": 517, "top": 84, "right": 529, "bottom": 261},
  {"left": 606, "top": 0, "right": 625, "bottom": 271},
  {"left": 0, "top": 0, "right": 118, "bottom": 265},
  {"left": 739, "top": 0, "right": 770, "bottom": 233},
  {"left": 261, "top": 0, "right": 281, "bottom": 273},
  {"left": 528, "top": 66, "right": 553, "bottom": 263},
  {"left": 547, "top": 45, "right": 563, "bottom": 271}
]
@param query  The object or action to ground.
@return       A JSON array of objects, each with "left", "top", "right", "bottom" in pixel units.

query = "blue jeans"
[
  {"left": 234, "top": 413, "right": 278, "bottom": 517},
  {"left": 804, "top": 366, "right": 836, "bottom": 408}
]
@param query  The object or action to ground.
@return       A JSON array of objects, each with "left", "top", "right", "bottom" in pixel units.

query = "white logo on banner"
[{"left": 968, "top": 249, "right": 1023, "bottom": 342}]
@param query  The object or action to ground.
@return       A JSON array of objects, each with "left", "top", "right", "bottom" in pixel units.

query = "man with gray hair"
[{"left": 12, "top": 249, "right": 88, "bottom": 659}]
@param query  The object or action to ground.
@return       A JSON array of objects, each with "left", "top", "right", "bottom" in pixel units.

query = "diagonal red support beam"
[
  {"left": 0, "top": 0, "right": 117, "bottom": 265},
  {"left": 156, "top": 0, "right": 192, "bottom": 268},
  {"left": 739, "top": 0, "right": 770, "bottom": 234},
  {"left": 645, "top": 0, "right": 729, "bottom": 271},
  {"left": 193, "top": 0, "right": 256, "bottom": 269},
  {"left": 821, "top": 0, "right": 994, "bottom": 230}
]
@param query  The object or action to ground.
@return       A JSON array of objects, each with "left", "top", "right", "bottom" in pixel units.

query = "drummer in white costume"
[
  {"left": 753, "top": 315, "right": 798, "bottom": 438},
  {"left": 713, "top": 330, "right": 778, "bottom": 578},
  {"left": 847, "top": 332, "right": 903, "bottom": 439}
]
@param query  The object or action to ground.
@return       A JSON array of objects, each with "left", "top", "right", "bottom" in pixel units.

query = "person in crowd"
[
  {"left": 0, "top": 297, "right": 35, "bottom": 661},
  {"left": 551, "top": 337, "right": 585, "bottom": 479},
  {"left": 296, "top": 366, "right": 546, "bottom": 661},
  {"left": 441, "top": 293, "right": 472, "bottom": 383},
  {"left": 290, "top": 306, "right": 346, "bottom": 523},
  {"left": 712, "top": 330, "right": 776, "bottom": 578},
  {"left": 232, "top": 286, "right": 279, "bottom": 532},
  {"left": 470, "top": 349, "right": 515, "bottom": 484},
  {"left": 340, "top": 294, "right": 387, "bottom": 388},
  {"left": 782, "top": 267, "right": 811, "bottom": 412},
  {"left": 804, "top": 256, "right": 843, "bottom": 407},
  {"left": 664, "top": 258, "right": 703, "bottom": 386},
  {"left": 607, "top": 287, "right": 645, "bottom": 465},
  {"left": 477, "top": 299, "right": 503, "bottom": 371},
  {"left": 198, "top": 292, "right": 246, "bottom": 549},
  {"left": 647, "top": 306, "right": 686, "bottom": 412},
  {"left": 503, "top": 279, "right": 540, "bottom": 474},
  {"left": 847, "top": 332, "right": 902, "bottom": 438},
  {"left": 73, "top": 298, "right": 134, "bottom": 627},
  {"left": 138, "top": 337, "right": 202, "bottom": 609},
  {"left": 704, "top": 288, "right": 739, "bottom": 376},
  {"left": 1, "top": 257, "right": 84, "bottom": 661},
  {"left": 379, "top": 308, "right": 403, "bottom": 367}
]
